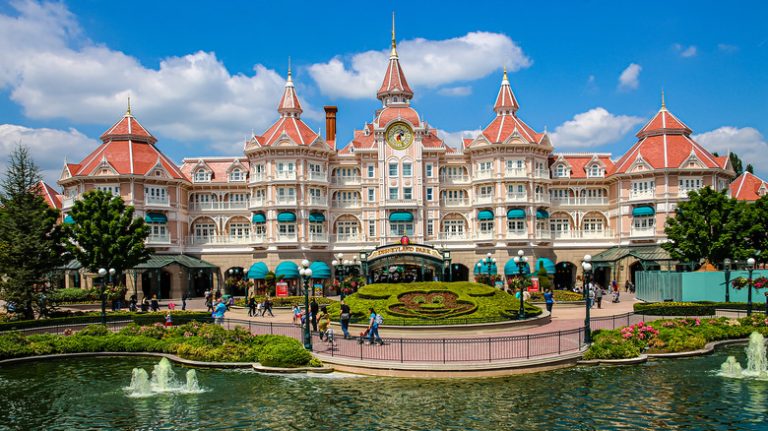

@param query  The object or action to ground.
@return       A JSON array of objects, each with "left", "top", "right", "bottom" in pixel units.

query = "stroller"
[
  {"left": 612, "top": 289, "right": 621, "bottom": 303},
  {"left": 357, "top": 328, "right": 370, "bottom": 344}
]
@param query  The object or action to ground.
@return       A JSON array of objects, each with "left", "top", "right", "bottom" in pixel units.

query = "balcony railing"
[
  {"left": 436, "top": 232, "right": 468, "bottom": 241},
  {"left": 474, "top": 231, "right": 495, "bottom": 241},
  {"left": 147, "top": 233, "right": 171, "bottom": 244},
  {"left": 535, "top": 229, "right": 552, "bottom": 239},
  {"left": 186, "top": 235, "right": 255, "bottom": 245},
  {"left": 506, "top": 192, "right": 527, "bottom": 202},
  {"left": 679, "top": 187, "right": 703, "bottom": 198},
  {"left": 309, "top": 196, "right": 328, "bottom": 206},
  {"left": 330, "top": 176, "right": 361, "bottom": 186},
  {"left": 331, "top": 234, "right": 361, "bottom": 243},
  {"left": 249, "top": 197, "right": 265, "bottom": 207},
  {"left": 308, "top": 171, "right": 328, "bottom": 182},
  {"left": 250, "top": 173, "right": 265, "bottom": 182},
  {"left": 630, "top": 227, "right": 656, "bottom": 237},
  {"left": 145, "top": 196, "right": 170, "bottom": 206},
  {"left": 629, "top": 190, "right": 655, "bottom": 201},
  {"left": 534, "top": 170, "right": 549, "bottom": 179},
  {"left": 475, "top": 170, "right": 494, "bottom": 180},
  {"left": 439, "top": 175, "right": 470, "bottom": 185},
  {"left": 275, "top": 196, "right": 297, "bottom": 206},
  {"left": 534, "top": 195, "right": 550, "bottom": 204},
  {"left": 275, "top": 171, "right": 297, "bottom": 180},
  {"left": 442, "top": 198, "right": 470, "bottom": 207},
  {"left": 505, "top": 168, "right": 527, "bottom": 178},
  {"left": 386, "top": 198, "right": 418, "bottom": 206},
  {"left": 551, "top": 230, "right": 614, "bottom": 240},
  {"left": 331, "top": 199, "right": 360, "bottom": 208},
  {"left": 275, "top": 233, "right": 298, "bottom": 242},
  {"left": 550, "top": 197, "right": 608, "bottom": 206},
  {"left": 308, "top": 232, "right": 329, "bottom": 242},
  {"left": 505, "top": 231, "right": 528, "bottom": 240},
  {"left": 189, "top": 201, "right": 249, "bottom": 211},
  {"left": 475, "top": 195, "right": 494, "bottom": 205},
  {"left": 62, "top": 196, "right": 77, "bottom": 208}
]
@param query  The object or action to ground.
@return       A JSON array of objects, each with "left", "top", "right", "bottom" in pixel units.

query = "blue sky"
[{"left": 0, "top": 0, "right": 766, "bottom": 185}]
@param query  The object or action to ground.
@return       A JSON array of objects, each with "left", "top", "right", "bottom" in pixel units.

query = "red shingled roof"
[
  {"left": 37, "top": 181, "right": 62, "bottom": 209},
  {"left": 100, "top": 113, "right": 155, "bottom": 143},
  {"left": 377, "top": 49, "right": 413, "bottom": 100},
  {"left": 493, "top": 70, "right": 519, "bottom": 113},
  {"left": 636, "top": 107, "right": 691, "bottom": 138},
  {"left": 277, "top": 72, "right": 302, "bottom": 116},
  {"left": 730, "top": 172, "right": 768, "bottom": 201},
  {"left": 376, "top": 106, "right": 420, "bottom": 127},
  {"left": 259, "top": 117, "right": 319, "bottom": 147},
  {"left": 180, "top": 158, "right": 249, "bottom": 183},
  {"left": 551, "top": 155, "right": 615, "bottom": 178},
  {"left": 481, "top": 114, "right": 538, "bottom": 143}
]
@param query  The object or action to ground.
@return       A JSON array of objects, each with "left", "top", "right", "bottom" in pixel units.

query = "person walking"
[
  {"left": 205, "top": 294, "right": 214, "bottom": 313},
  {"left": 310, "top": 298, "right": 319, "bottom": 332},
  {"left": 181, "top": 292, "right": 188, "bottom": 311},
  {"left": 587, "top": 284, "right": 595, "bottom": 308},
  {"left": 367, "top": 307, "right": 384, "bottom": 346},
  {"left": 263, "top": 297, "right": 274, "bottom": 317},
  {"left": 543, "top": 288, "right": 555, "bottom": 314},
  {"left": 213, "top": 298, "right": 227, "bottom": 325},
  {"left": 624, "top": 279, "right": 631, "bottom": 293},
  {"left": 317, "top": 306, "right": 331, "bottom": 341},
  {"left": 248, "top": 295, "right": 257, "bottom": 317},
  {"left": 339, "top": 299, "right": 351, "bottom": 339},
  {"left": 292, "top": 304, "right": 301, "bottom": 325},
  {"left": 150, "top": 295, "right": 159, "bottom": 312},
  {"left": 595, "top": 284, "right": 604, "bottom": 309}
]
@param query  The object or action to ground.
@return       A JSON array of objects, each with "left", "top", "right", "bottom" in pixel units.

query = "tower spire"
[
  {"left": 661, "top": 88, "right": 666, "bottom": 110},
  {"left": 391, "top": 11, "right": 397, "bottom": 57},
  {"left": 126, "top": 96, "right": 132, "bottom": 116},
  {"left": 288, "top": 56, "right": 292, "bottom": 81}
]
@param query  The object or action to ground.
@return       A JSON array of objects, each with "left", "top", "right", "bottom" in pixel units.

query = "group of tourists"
[
  {"left": 291, "top": 298, "right": 384, "bottom": 345},
  {"left": 246, "top": 295, "right": 274, "bottom": 317}
]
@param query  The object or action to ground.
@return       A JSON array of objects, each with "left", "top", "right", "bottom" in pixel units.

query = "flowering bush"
[{"left": 620, "top": 321, "right": 660, "bottom": 341}]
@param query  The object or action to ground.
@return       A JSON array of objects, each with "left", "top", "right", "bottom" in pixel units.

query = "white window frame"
[
  {"left": 402, "top": 162, "right": 412, "bottom": 177},
  {"left": 403, "top": 187, "right": 413, "bottom": 200},
  {"left": 426, "top": 187, "right": 433, "bottom": 201},
  {"left": 368, "top": 188, "right": 375, "bottom": 202},
  {"left": 389, "top": 187, "right": 399, "bottom": 200},
  {"left": 388, "top": 162, "right": 398, "bottom": 177},
  {"left": 229, "top": 168, "right": 245, "bottom": 182}
]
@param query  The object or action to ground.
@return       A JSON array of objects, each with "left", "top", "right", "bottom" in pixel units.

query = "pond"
[{"left": 0, "top": 346, "right": 766, "bottom": 430}]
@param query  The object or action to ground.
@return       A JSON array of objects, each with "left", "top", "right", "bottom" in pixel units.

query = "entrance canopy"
[
  {"left": 535, "top": 257, "right": 556, "bottom": 274},
  {"left": 504, "top": 259, "right": 531, "bottom": 276},
  {"left": 135, "top": 254, "right": 218, "bottom": 270},
  {"left": 275, "top": 261, "right": 299, "bottom": 279},
  {"left": 590, "top": 245, "right": 672, "bottom": 264},
  {"left": 309, "top": 261, "right": 331, "bottom": 279},
  {"left": 474, "top": 259, "right": 498, "bottom": 275},
  {"left": 247, "top": 262, "right": 269, "bottom": 280}
]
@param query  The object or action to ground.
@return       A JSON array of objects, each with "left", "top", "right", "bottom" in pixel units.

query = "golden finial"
[
  {"left": 661, "top": 88, "right": 666, "bottom": 110},
  {"left": 503, "top": 66, "right": 508, "bottom": 82},
  {"left": 126, "top": 96, "right": 131, "bottom": 115},
  {"left": 391, "top": 11, "right": 397, "bottom": 56}
]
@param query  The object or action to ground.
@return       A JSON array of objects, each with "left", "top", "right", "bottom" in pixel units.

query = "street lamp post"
[
  {"left": 724, "top": 258, "right": 732, "bottom": 303},
  {"left": 98, "top": 267, "right": 115, "bottom": 325},
  {"left": 299, "top": 259, "right": 313, "bottom": 351},
  {"left": 513, "top": 250, "right": 528, "bottom": 320},
  {"left": 747, "top": 257, "right": 756, "bottom": 316},
  {"left": 582, "top": 255, "right": 593, "bottom": 344}
]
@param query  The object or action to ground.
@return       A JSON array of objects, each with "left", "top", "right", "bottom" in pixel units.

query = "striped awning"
[
  {"left": 506, "top": 208, "right": 526, "bottom": 219},
  {"left": 251, "top": 213, "right": 266, "bottom": 223},
  {"left": 632, "top": 206, "right": 655, "bottom": 217},
  {"left": 277, "top": 212, "right": 296, "bottom": 223},
  {"left": 478, "top": 210, "right": 494, "bottom": 221}
]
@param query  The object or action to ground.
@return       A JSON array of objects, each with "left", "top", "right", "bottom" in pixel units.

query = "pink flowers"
[{"left": 620, "top": 322, "right": 660, "bottom": 342}]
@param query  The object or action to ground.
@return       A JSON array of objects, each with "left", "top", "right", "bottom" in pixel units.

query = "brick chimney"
[{"left": 324, "top": 106, "right": 338, "bottom": 144}]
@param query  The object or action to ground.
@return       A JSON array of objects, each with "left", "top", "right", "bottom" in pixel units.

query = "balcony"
[
  {"left": 582, "top": 197, "right": 608, "bottom": 205},
  {"left": 437, "top": 232, "right": 468, "bottom": 241},
  {"left": 534, "top": 195, "right": 550, "bottom": 204},
  {"left": 308, "top": 232, "right": 329, "bottom": 242},
  {"left": 147, "top": 232, "right": 171, "bottom": 244},
  {"left": 474, "top": 231, "right": 495, "bottom": 241},
  {"left": 505, "top": 230, "right": 528, "bottom": 240},
  {"left": 630, "top": 226, "right": 657, "bottom": 237},
  {"left": 249, "top": 197, "right": 265, "bottom": 207},
  {"left": 250, "top": 173, "right": 265, "bottom": 183},
  {"left": 629, "top": 190, "right": 655, "bottom": 201},
  {"left": 474, "top": 170, "right": 494, "bottom": 180},
  {"left": 506, "top": 192, "right": 527, "bottom": 203},
  {"left": 550, "top": 197, "right": 607, "bottom": 206},
  {"left": 308, "top": 171, "right": 328, "bottom": 182},
  {"left": 442, "top": 198, "right": 470, "bottom": 207},
  {"left": 275, "top": 233, "right": 298, "bottom": 243},
  {"left": 385, "top": 198, "right": 418, "bottom": 207},
  {"left": 330, "top": 176, "right": 361, "bottom": 186},
  {"left": 145, "top": 196, "right": 170, "bottom": 206},
  {"left": 534, "top": 170, "right": 549, "bottom": 179},
  {"left": 475, "top": 195, "right": 494, "bottom": 205},
  {"left": 250, "top": 234, "right": 266, "bottom": 245},
  {"left": 535, "top": 229, "right": 552, "bottom": 240},
  {"left": 275, "top": 171, "right": 297, "bottom": 181},
  {"left": 186, "top": 235, "right": 254, "bottom": 245},
  {"left": 62, "top": 196, "right": 77, "bottom": 208},
  {"left": 505, "top": 168, "right": 527, "bottom": 178},
  {"left": 440, "top": 175, "right": 470, "bottom": 185},
  {"left": 308, "top": 196, "right": 328, "bottom": 206},
  {"left": 331, "top": 234, "right": 361, "bottom": 243},
  {"left": 275, "top": 196, "right": 297, "bottom": 206},
  {"left": 679, "top": 187, "right": 702, "bottom": 198},
  {"left": 331, "top": 199, "right": 361, "bottom": 209},
  {"left": 188, "top": 201, "right": 249, "bottom": 212}
]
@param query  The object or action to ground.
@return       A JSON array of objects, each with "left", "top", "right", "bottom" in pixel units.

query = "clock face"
[{"left": 385, "top": 122, "right": 414, "bottom": 151}]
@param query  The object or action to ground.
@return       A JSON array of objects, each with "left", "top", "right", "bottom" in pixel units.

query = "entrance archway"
[
  {"left": 193, "top": 271, "right": 211, "bottom": 297},
  {"left": 450, "top": 263, "right": 470, "bottom": 281},
  {"left": 365, "top": 243, "right": 446, "bottom": 283},
  {"left": 555, "top": 262, "right": 576, "bottom": 290},
  {"left": 225, "top": 267, "right": 246, "bottom": 296}
]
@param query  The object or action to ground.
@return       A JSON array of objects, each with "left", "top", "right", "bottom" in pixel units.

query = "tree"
[
  {"left": 662, "top": 187, "right": 742, "bottom": 266},
  {"left": 536, "top": 266, "right": 552, "bottom": 291},
  {"left": 0, "top": 145, "right": 67, "bottom": 319},
  {"left": 64, "top": 190, "right": 150, "bottom": 279},
  {"left": 729, "top": 153, "right": 744, "bottom": 176},
  {"left": 746, "top": 164, "right": 754, "bottom": 174},
  {"left": 737, "top": 195, "right": 768, "bottom": 261}
]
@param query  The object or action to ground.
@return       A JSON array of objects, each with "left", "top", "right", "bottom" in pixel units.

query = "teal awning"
[
  {"left": 474, "top": 259, "right": 498, "bottom": 275},
  {"left": 277, "top": 211, "right": 296, "bottom": 223},
  {"left": 274, "top": 261, "right": 299, "bottom": 279},
  {"left": 536, "top": 209, "right": 549, "bottom": 219},
  {"left": 478, "top": 210, "right": 494, "bottom": 221},
  {"left": 504, "top": 259, "right": 531, "bottom": 276},
  {"left": 389, "top": 212, "right": 414, "bottom": 222},
  {"left": 308, "top": 212, "right": 325, "bottom": 223},
  {"left": 251, "top": 213, "right": 266, "bottom": 223},
  {"left": 309, "top": 261, "right": 331, "bottom": 279},
  {"left": 247, "top": 262, "right": 269, "bottom": 280},
  {"left": 632, "top": 206, "right": 655, "bottom": 217},
  {"left": 144, "top": 213, "right": 167, "bottom": 224},
  {"left": 535, "top": 257, "right": 556, "bottom": 275},
  {"left": 506, "top": 208, "right": 526, "bottom": 219},
  {"left": 63, "top": 214, "right": 75, "bottom": 224}
]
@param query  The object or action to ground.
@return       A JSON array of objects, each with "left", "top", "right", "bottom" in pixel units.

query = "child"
[
  {"left": 292, "top": 304, "right": 301, "bottom": 324},
  {"left": 167, "top": 301, "right": 176, "bottom": 311},
  {"left": 164, "top": 312, "right": 172, "bottom": 327}
]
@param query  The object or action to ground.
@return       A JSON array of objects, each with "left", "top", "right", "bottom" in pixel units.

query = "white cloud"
[
  {"left": 618, "top": 63, "right": 642, "bottom": 91},
  {"left": 308, "top": 32, "right": 531, "bottom": 99},
  {"left": 693, "top": 127, "right": 768, "bottom": 176},
  {"left": 437, "top": 86, "right": 472, "bottom": 97},
  {"left": 437, "top": 129, "right": 483, "bottom": 149},
  {"left": 718, "top": 43, "right": 739, "bottom": 53},
  {"left": 0, "top": 124, "right": 97, "bottom": 186},
  {"left": 0, "top": 1, "right": 299, "bottom": 154},
  {"left": 672, "top": 43, "right": 698, "bottom": 58},
  {"left": 549, "top": 108, "right": 644, "bottom": 149}
]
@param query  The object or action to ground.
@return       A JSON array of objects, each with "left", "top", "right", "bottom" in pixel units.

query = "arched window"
[
  {"left": 194, "top": 169, "right": 210, "bottom": 182},
  {"left": 587, "top": 164, "right": 602, "bottom": 178},
  {"left": 555, "top": 164, "right": 567, "bottom": 178},
  {"left": 229, "top": 168, "right": 245, "bottom": 182}
]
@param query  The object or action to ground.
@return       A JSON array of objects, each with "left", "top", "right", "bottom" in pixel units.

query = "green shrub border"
[
  {"left": 633, "top": 301, "right": 768, "bottom": 316},
  {"left": 0, "top": 311, "right": 213, "bottom": 332}
]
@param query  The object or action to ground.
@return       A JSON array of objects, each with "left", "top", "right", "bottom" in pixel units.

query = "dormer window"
[
  {"left": 587, "top": 164, "right": 603, "bottom": 178},
  {"left": 555, "top": 164, "right": 568, "bottom": 178},
  {"left": 194, "top": 169, "right": 211, "bottom": 182},
  {"left": 229, "top": 168, "right": 245, "bottom": 182}
]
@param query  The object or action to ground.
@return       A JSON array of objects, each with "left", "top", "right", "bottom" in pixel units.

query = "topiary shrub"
[{"left": 258, "top": 338, "right": 313, "bottom": 368}]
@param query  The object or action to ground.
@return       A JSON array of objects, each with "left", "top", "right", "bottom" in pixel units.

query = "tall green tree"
[
  {"left": 662, "top": 187, "right": 741, "bottom": 266},
  {"left": 729, "top": 153, "right": 744, "bottom": 176},
  {"left": 0, "top": 145, "right": 67, "bottom": 319},
  {"left": 64, "top": 190, "right": 151, "bottom": 278},
  {"left": 735, "top": 195, "right": 768, "bottom": 261}
]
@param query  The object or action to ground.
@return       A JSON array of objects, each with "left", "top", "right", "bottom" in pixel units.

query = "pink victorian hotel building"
[{"left": 46, "top": 29, "right": 740, "bottom": 299}]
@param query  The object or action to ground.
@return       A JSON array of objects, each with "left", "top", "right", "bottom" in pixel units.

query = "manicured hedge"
[
  {"left": 529, "top": 290, "right": 584, "bottom": 302},
  {"left": 584, "top": 314, "right": 768, "bottom": 360},
  {"left": 633, "top": 302, "right": 716, "bottom": 316},
  {"left": 0, "top": 311, "right": 213, "bottom": 332},
  {"left": 327, "top": 281, "right": 541, "bottom": 325},
  {"left": 0, "top": 322, "right": 319, "bottom": 367}
]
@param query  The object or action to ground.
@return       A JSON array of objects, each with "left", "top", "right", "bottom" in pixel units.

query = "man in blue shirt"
[
  {"left": 213, "top": 298, "right": 227, "bottom": 325},
  {"left": 367, "top": 307, "right": 384, "bottom": 345}
]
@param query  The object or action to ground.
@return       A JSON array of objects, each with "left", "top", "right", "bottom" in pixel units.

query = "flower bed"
[
  {"left": 0, "top": 322, "right": 319, "bottom": 368},
  {"left": 327, "top": 281, "right": 541, "bottom": 325},
  {"left": 529, "top": 290, "right": 584, "bottom": 302},
  {"left": 584, "top": 314, "right": 768, "bottom": 360}
]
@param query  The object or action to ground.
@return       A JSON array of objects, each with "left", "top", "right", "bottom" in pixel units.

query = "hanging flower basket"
[
  {"left": 731, "top": 277, "right": 749, "bottom": 289},
  {"left": 754, "top": 276, "right": 768, "bottom": 289}
]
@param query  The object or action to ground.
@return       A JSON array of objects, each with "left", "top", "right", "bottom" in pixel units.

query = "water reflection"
[{"left": 0, "top": 348, "right": 766, "bottom": 430}]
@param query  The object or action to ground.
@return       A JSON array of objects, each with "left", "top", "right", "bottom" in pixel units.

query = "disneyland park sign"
[{"left": 367, "top": 244, "right": 444, "bottom": 261}]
